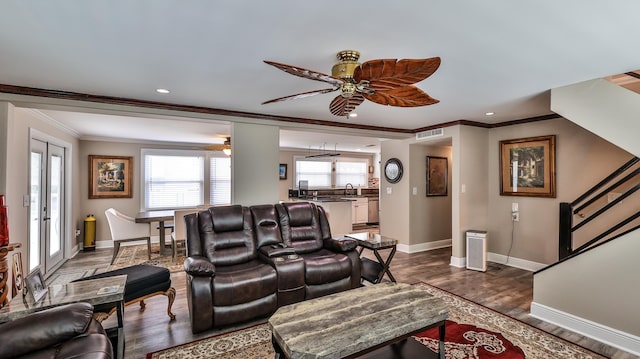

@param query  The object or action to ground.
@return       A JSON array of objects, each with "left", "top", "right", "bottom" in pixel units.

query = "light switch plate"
[
  {"left": 412, "top": 187, "right": 417, "bottom": 195},
  {"left": 386, "top": 187, "right": 392, "bottom": 194},
  {"left": 23, "top": 194, "right": 30, "bottom": 207}
]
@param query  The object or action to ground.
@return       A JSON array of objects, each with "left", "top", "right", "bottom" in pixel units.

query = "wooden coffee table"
[{"left": 269, "top": 282, "right": 448, "bottom": 359}]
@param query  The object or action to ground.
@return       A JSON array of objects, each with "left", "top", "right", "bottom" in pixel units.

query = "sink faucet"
[{"left": 345, "top": 183, "right": 354, "bottom": 196}]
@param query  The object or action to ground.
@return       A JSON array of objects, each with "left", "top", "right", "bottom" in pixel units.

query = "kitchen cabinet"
[
  {"left": 351, "top": 197, "right": 369, "bottom": 224},
  {"left": 368, "top": 197, "right": 379, "bottom": 223}
]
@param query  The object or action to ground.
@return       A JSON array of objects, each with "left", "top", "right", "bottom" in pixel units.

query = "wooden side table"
[{"left": 0, "top": 243, "right": 21, "bottom": 307}]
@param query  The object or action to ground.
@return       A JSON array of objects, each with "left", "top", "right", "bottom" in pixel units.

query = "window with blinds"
[
  {"left": 295, "top": 159, "right": 332, "bottom": 188},
  {"left": 336, "top": 161, "right": 367, "bottom": 187},
  {"left": 142, "top": 149, "right": 231, "bottom": 210},
  {"left": 294, "top": 157, "right": 368, "bottom": 188}
]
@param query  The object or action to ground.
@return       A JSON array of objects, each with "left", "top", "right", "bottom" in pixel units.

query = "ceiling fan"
[
  {"left": 262, "top": 50, "right": 441, "bottom": 117},
  {"left": 206, "top": 137, "right": 232, "bottom": 155}
]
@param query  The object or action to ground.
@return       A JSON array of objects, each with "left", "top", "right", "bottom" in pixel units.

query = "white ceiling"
[{"left": 2, "top": 1, "right": 640, "bottom": 152}]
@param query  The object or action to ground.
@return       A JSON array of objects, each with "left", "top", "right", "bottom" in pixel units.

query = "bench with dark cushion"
[{"left": 73, "top": 264, "right": 176, "bottom": 321}]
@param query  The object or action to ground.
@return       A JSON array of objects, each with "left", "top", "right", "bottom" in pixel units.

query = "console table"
[
  {"left": 346, "top": 232, "right": 397, "bottom": 283},
  {"left": 0, "top": 275, "right": 127, "bottom": 359},
  {"left": 269, "top": 282, "right": 448, "bottom": 359}
]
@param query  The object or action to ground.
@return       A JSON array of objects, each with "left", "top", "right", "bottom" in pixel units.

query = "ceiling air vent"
[{"left": 416, "top": 128, "right": 444, "bottom": 140}]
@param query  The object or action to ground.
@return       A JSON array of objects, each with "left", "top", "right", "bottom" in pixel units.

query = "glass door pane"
[
  {"left": 46, "top": 144, "right": 64, "bottom": 271},
  {"left": 29, "top": 140, "right": 45, "bottom": 272}
]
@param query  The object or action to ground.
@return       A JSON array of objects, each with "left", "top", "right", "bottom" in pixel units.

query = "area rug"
[
  {"left": 146, "top": 282, "right": 606, "bottom": 359},
  {"left": 109, "top": 244, "right": 186, "bottom": 273}
]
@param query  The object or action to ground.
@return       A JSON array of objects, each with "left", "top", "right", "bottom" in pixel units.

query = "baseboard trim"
[
  {"left": 530, "top": 302, "right": 640, "bottom": 356},
  {"left": 487, "top": 252, "right": 546, "bottom": 272},
  {"left": 450, "top": 256, "right": 466, "bottom": 268},
  {"left": 397, "top": 239, "right": 451, "bottom": 254},
  {"left": 95, "top": 236, "right": 162, "bottom": 249}
]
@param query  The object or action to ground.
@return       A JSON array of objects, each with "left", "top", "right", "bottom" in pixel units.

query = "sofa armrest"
[
  {"left": 259, "top": 243, "right": 296, "bottom": 258},
  {"left": 184, "top": 256, "right": 216, "bottom": 277},
  {"left": 324, "top": 237, "right": 358, "bottom": 252},
  {"left": 0, "top": 302, "right": 94, "bottom": 359}
]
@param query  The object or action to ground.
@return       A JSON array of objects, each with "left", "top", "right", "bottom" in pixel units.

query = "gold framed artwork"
[
  {"left": 89, "top": 155, "right": 133, "bottom": 199},
  {"left": 499, "top": 135, "right": 556, "bottom": 197},
  {"left": 426, "top": 156, "right": 448, "bottom": 196}
]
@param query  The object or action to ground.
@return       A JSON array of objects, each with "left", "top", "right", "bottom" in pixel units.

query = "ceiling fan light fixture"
[{"left": 222, "top": 137, "right": 231, "bottom": 156}]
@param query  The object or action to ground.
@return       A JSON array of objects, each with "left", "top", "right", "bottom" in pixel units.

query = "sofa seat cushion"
[
  {"left": 300, "top": 249, "right": 352, "bottom": 285},
  {"left": 213, "top": 260, "right": 277, "bottom": 306}
]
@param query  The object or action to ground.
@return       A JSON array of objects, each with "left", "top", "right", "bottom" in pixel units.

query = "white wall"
[
  {"left": 231, "top": 122, "right": 280, "bottom": 206},
  {"left": 486, "top": 118, "right": 633, "bottom": 265},
  {"left": 409, "top": 144, "right": 452, "bottom": 249},
  {"left": 532, "top": 230, "right": 640, "bottom": 353}
]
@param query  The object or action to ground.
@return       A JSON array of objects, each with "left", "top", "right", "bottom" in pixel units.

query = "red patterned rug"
[
  {"left": 146, "top": 282, "right": 606, "bottom": 358},
  {"left": 415, "top": 320, "right": 525, "bottom": 358}
]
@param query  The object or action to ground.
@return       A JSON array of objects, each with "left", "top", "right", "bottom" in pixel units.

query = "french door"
[{"left": 29, "top": 139, "right": 65, "bottom": 273}]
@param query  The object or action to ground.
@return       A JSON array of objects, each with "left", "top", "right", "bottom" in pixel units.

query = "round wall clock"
[{"left": 384, "top": 158, "right": 403, "bottom": 183}]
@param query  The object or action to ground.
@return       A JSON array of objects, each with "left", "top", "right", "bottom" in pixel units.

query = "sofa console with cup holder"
[{"left": 183, "top": 202, "right": 361, "bottom": 333}]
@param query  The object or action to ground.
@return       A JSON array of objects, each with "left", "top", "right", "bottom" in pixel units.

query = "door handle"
[{"left": 43, "top": 217, "right": 50, "bottom": 221}]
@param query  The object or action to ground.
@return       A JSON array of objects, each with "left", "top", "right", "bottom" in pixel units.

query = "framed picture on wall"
[
  {"left": 89, "top": 155, "right": 133, "bottom": 199},
  {"left": 426, "top": 156, "right": 448, "bottom": 196},
  {"left": 499, "top": 135, "right": 556, "bottom": 197},
  {"left": 279, "top": 164, "right": 287, "bottom": 180}
]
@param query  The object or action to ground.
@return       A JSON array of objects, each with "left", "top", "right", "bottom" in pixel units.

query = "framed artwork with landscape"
[
  {"left": 499, "top": 135, "right": 556, "bottom": 197},
  {"left": 89, "top": 155, "right": 133, "bottom": 199},
  {"left": 426, "top": 156, "right": 448, "bottom": 196}
]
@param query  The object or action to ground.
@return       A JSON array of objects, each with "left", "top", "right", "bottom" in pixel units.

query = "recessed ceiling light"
[
  {"left": 156, "top": 88, "right": 170, "bottom": 94},
  {"left": 348, "top": 113, "right": 358, "bottom": 118},
  {"left": 485, "top": 112, "right": 494, "bottom": 116}
]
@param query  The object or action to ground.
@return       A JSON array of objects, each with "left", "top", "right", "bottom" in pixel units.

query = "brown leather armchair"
[
  {"left": 183, "top": 205, "right": 278, "bottom": 334},
  {"left": 276, "top": 202, "right": 361, "bottom": 299}
]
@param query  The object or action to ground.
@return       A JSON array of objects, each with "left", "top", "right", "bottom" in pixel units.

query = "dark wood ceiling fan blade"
[
  {"left": 363, "top": 86, "right": 439, "bottom": 107},
  {"left": 354, "top": 57, "right": 441, "bottom": 91},
  {"left": 262, "top": 88, "right": 338, "bottom": 105},
  {"left": 264, "top": 60, "right": 344, "bottom": 86},
  {"left": 329, "top": 94, "right": 365, "bottom": 116}
]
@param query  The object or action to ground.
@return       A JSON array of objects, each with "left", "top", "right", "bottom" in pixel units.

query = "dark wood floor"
[{"left": 57, "top": 246, "right": 635, "bottom": 358}]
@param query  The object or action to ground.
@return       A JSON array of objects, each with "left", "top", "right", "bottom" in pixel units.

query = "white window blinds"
[
  {"left": 295, "top": 160, "right": 332, "bottom": 188},
  {"left": 144, "top": 154, "right": 204, "bottom": 209},
  {"left": 336, "top": 161, "right": 367, "bottom": 187}
]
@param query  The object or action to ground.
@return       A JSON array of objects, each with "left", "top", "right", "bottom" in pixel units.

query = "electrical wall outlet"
[
  {"left": 75, "top": 229, "right": 81, "bottom": 237},
  {"left": 512, "top": 212, "right": 519, "bottom": 222}
]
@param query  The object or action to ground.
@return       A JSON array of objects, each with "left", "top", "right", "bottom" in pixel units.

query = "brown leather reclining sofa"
[
  {"left": 183, "top": 202, "right": 362, "bottom": 333},
  {"left": 0, "top": 302, "right": 113, "bottom": 359}
]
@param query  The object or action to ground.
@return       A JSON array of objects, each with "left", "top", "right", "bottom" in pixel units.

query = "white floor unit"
[{"left": 466, "top": 230, "right": 487, "bottom": 272}]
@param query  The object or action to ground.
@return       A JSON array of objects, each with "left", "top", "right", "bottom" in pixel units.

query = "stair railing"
[{"left": 558, "top": 156, "right": 640, "bottom": 260}]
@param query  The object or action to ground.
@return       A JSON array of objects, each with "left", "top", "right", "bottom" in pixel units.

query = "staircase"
[{"left": 531, "top": 78, "right": 640, "bottom": 355}]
